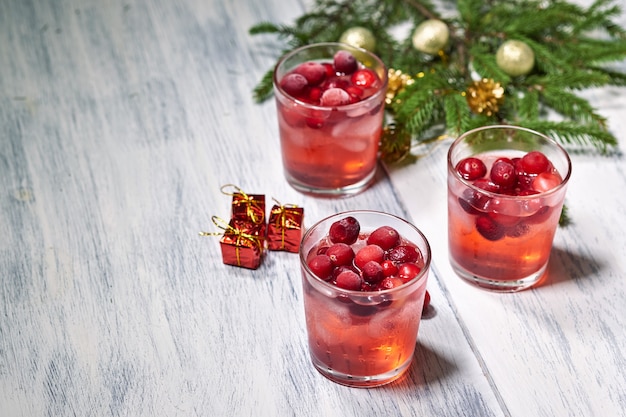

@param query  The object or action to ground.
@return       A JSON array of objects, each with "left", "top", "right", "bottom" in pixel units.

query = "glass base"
[
  {"left": 285, "top": 167, "right": 376, "bottom": 198},
  {"left": 310, "top": 354, "right": 412, "bottom": 388},
  {"left": 450, "top": 257, "right": 547, "bottom": 292}
]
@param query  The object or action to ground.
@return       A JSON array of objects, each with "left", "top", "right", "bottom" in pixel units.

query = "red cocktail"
[
  {"left": 300, "top": 211, "right": 430, "bottom": 387},
  {"left": 274, "top": 43, "right": 387, "bottom": 197},
  {"left": 447, "top": 125, "right": 572, "bottom": 291}
]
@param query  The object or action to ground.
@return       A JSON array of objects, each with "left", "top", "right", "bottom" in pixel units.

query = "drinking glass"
[
  {"left": 447, "top": 125, "right": 572, "bottom": 291},
  {"left": 299, "top": 210, "right": 430, "bottom": 387},
  {"left": 273, "top": 43, "right": 388, "bottom": 197}
]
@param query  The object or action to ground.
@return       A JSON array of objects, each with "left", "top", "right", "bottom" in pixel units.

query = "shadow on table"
[{"left": 535, "top": 246, "right": 605, "bottom": 288}]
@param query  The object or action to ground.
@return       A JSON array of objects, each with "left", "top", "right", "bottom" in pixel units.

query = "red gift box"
[
  {"left": 226, "top": 186, "right": 265, "bottom": 225},
  {"left": 218, "top": 218, "right": 265, "bottom": 269},
  {"left": 267, "top": 203, "right": 304, "bottom": 252}
]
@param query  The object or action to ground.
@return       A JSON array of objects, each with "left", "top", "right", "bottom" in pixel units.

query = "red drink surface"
[
  {"left": 448, "top": 151, "right": 566, "bottom": 281},
  {"left": 302, "top": 230, "right": 427, "bottom": 379},
  {"left": 275, "top": 57, "right": 385, "bottom": 190}
]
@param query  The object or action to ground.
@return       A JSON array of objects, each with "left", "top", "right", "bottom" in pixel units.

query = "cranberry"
[
  {"left": 485, "top": 197, "right": 521, "bottom": 226},
  {"left": 378, "top": 276, "right": 404, "bottom": 290},
  {"left": 350, "top": 68, "right": 379, "bottom": 87},
  {"left": 305, "top": 116, "right": 325, "bottom": 129},
  {"left": 293, "top": 61, "right": 327, "bottom": 86},
  {"left": 473, "top": 178, "right": 500, "bottom": 193},
  {"left": 381, "top": 260, "right": 398, "bottom": 277},
  {"left": 320, "top": 87, "right": 351, "bottom": 107},
  {"left": 505, "top": 222, "right": 530, "bottom": 238},
  {"left": 456, "top": 157, "right": 487, "bottom": 181},
  {"left": 335, "top": 270, "right": 362, "bottom": 290},
  {"left": 307, "top": 254, "right": 333, "bottom": 281},
  {"left": 526, "top": 205, "right": 553, "bottom": 224},
  {"left": 329, "top": 216, "right": 360, "bottom": 244},
  {"left": 362, "top": 261, "right": 384, "bottom": 284},
  {"left": 354, "top": 244, "right": 385, "bottom": 269},
  {"left": 386, "top": 245, "right": 420, "bottom": 264},
  {"left": 349, "top": 303, "right": 378, "bottom": 317},
  {"left": 307, "top": 86, "right": 323, "bottom": 103},
  {"left": 333, "top": 50, "right": 357, "bottom": 74},
  {"left": 344, "top": 85, "right": 363, "bottom": 103},
  {"left": 322, "top": 62, "right": 335, "bottom": 77},
  {"left": 490, "top": 159, "right": 517, "bottom": 187},
  {"left": 531, "top": 172, "right": 562, "bottom": 193},
  {"left": 458, "top": 196, "right": 480, "bottom": 215},
  {"left": 475, "top": 214, "right": 505, "bottom": 241},
  {"left": 521, "top": 151, "right": 550, "bottom": 174},
  {"left": 367, "top": 225, "right": 400, "bottom": 250},
  {"left": 326, "top": 243, "right": 355, "bottom": 266},
  {"left": 316, "top": 246, "right": 329, "bottom": 255},
  {"left": 280, "top": 73, "right": 308, "bottom": 97},
  {"left": 461, "top": 179, "right": 498, "bottom": 212},
  {"left": 398, "top": 263, "right": 421, "bottom": 281},
  {"left": 332, "top": 264, "right": 358, "bottom": 281}
]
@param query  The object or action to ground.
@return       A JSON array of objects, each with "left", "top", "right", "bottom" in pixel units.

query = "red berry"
[
  {"left": 344, "top": 85, "right": 363, "bottom": 103},
  {"left": 398, "top": 263, "right": 421, "bottom": 281},
  {"left": 381, "top": 260, "right": 398, "bottom": 277},
  {"left": 475, "top": 214, "right": 505, "bottom": 241},
  {"left": 329, "top": 216, "right": 360, "bottom": 244},
  {"left": 378, "top": 276, "right": 404, "bottom": 290},
  {"left": 280, "top": 73, "right": 308, "bottom": 97},
  {"left": 456, "top": 157, "right": 487, "bottom": 181},
  {"left": 505, "top": 222, "right": 530, "bottom": 238},
  {"left": 458, "top": 195, "right": 480, "bottom": 215},
  {"left": 293, "top": 62, "right": 327, "bottom": 86},
  {"left": 320, "top": 87, "right": 351, "bottom": 107},
  {"left": 526, "top": 205, "right": 553, "bottom": 224},
  {"left": 531, "top": 172, "right": 562, "bottom": 193},
  {"left": 305, "top": 116, "right": 325, "bottom": 129},
  {"left": 350, "top": 68, "right": 379, "bottom": 87},
  {"left": 490, "top": 159, "right": 517, "bottom": 187},
  {"left": 484, "top": 197, "right": 521, "bottom": 226},
  {"left": 307, "top": 254, "right": 333, "bottom": 281},
  {"left": 367, "top": 225, "right": 400, "bottom": 250},
  {"left": 362, "top": 261, "right": 384, "bottom": 284},
  {"left": 307, "top": 86, "right": 323, "bottom": 103},
  {"left": 386, "top": 245, "right": 420, "bottom": 264},
  {"left": 335, "top": 270, "right": 362, "bottom": 290},
  {"left": 326, "top": 243, "right": 355, "bottom": 266},
  {"left": 333, "top": 50, "right": 357, "bottom": 74},
  {"left": 521, "top": 151, "right": 550, "bottom": 174},
  {"left": 322, "top": 62, "right": 335, "bottom": 77},
  {"left": 332, "top": 265, "right": 358, "bottom": 281},
  {"left": 354, "top": 244, "right": 385, "bottom": 269}
]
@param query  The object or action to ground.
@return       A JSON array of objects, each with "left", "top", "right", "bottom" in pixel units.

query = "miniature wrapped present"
[
  {"left": 203, "top": 216, "right": 265, "bottom": 270},
  {"left": 267, "top": 202, "right": 304, "bottom": 253},
  {"left": 222, "top": 184, "right": 266, "bottom": 229}
]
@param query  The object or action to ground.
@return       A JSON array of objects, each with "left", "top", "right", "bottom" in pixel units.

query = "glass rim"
[
  {"left": 273, "top": 42, "right": 389, "bottom": 110},
  {"left": 447, "top": 124, "right": 573, "bottom": 199},
  {"left": 299, "top": 209, "right": 431, "bottom": 296}
]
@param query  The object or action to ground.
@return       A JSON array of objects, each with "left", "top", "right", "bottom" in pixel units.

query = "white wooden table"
[{"left": 1, "top": 0, "right": 624, "bottom": 416}]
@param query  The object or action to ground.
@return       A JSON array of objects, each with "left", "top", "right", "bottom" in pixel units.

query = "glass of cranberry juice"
[
  {"left": 273, "top": 43, "right": 388, "bottom": 197},
  {"left": 447, "top": 125, "right": 572, "bottom": 291},
  {"left": 299, "top": 210, "right": 430, "bottom": 387}
]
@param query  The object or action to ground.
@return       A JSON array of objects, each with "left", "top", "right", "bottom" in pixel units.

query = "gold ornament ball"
[
  {"left": 411, "top": 19, "right": 449, "bottom": 55},
  {"left": 496, "top": 40, "right": 535, "bottom": 77},
  {"left": 339, "top": 27, "right": 376, "bottom": 52}
]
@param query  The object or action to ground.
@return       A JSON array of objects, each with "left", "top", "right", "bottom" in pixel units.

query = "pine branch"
[{"left": 249, "top": 0, "right": 626, "bottom": 156}]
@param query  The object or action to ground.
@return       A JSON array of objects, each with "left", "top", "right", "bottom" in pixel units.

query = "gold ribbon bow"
[
  {"left": 220, "top": 184, "right": 265, "bottom": 225},
  {"left": 271, "top": 198, "right": 301, "bottom": 249},
  {"left": 200, "top": 215, "right": 263, "bottom": 266}
]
